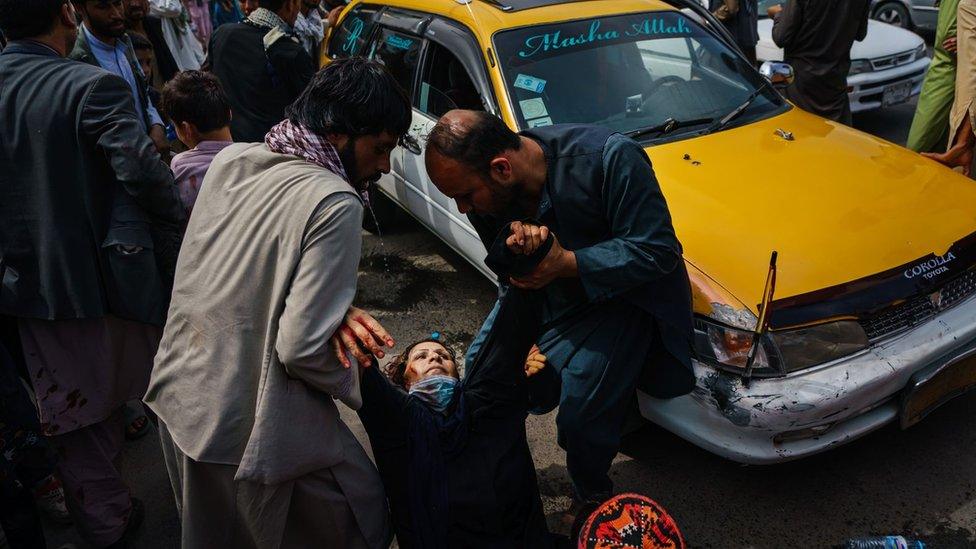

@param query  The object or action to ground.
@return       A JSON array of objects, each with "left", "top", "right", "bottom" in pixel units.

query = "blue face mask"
[{"left": 409, "top": 375, "right": 459, "bottom": 414}]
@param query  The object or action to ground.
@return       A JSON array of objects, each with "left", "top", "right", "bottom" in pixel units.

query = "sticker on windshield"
[
  {"left": 527, "top": 117, "right": 553, "bottom": 128},
  {"left": 519, "top": 98, "right": 549, "bottom": 120},
  {"left": 514, "top": 74, "right": 547, "bottom": 94},
  {"left": 385, "top": 35, "right": 414, "bottom": 50}
]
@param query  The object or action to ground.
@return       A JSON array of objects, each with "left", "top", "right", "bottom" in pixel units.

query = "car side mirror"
[
  {"left": 400, "top": 133, "right": 422, "bottom": 156},
  {"left": 759, "top": 61, "right": 795, "bottom": 88}
]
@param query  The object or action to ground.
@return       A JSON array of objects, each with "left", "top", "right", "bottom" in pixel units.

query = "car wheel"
[{"left": 873, "top": 1, "right": 912, "bottom": 29}]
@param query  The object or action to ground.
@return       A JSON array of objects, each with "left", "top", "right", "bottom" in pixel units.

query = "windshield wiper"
[
  {"left": 705, "top": 80, "right": 771, "bottom": 135},
  {"left": 625, "top": 116, "right": 716, "bottom": 141}
]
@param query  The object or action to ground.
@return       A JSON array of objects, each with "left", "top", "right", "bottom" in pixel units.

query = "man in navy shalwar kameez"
[{"left": 424, "top": 110, "right": 696, "bottom": 510}]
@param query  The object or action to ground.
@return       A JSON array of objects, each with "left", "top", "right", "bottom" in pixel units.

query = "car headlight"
[
  {"left": 687, "top": 263, "right": 870, "bottom": 376},
  {"left": 913, "top": 43, "right": 927, "bottom": 62},
  {"left": 849, "top": 59, "right": 873, "bottom": 75},
  {"left": 770, "top": 321, "right": 869, "bottom": 372},
  {"left": 695, "top": 317, "right": 781, "bottom": 376},
  {"left": 694, "top": 318, "right": 870, "bottom": 376}
]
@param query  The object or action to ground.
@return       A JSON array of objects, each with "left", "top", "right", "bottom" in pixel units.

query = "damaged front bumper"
[{"left": 637, "top": 294, "right": 976, "bottom": 464}]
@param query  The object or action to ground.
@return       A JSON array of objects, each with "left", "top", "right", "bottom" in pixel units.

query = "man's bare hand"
[
  {"left": 510, "top": 233, "right": 577, "bottom": 290},
  {"left": 327, "top": 5, "right": 343, "bottom": 27},
  {"left": 922, "top": 116, "right": 975, "bottom": 176},
  {"left": 150, "top": 124, "right": 170, "bottom": 160},
  {"left": 767, "top": 3, "right": 783, "bottom": 17},
  {"left": 524, "top": 344, "right": 546, "bottom": 377},
  {"left": 506, "top": 221, "right": 550, "bottom": 256},
  {"left": 329, "top": 306, "right": 396, "bottom": 368},
  {"left": 922, "top": 144, "right": 974, "bottom": 176},
  {"left": 944, "top": 36, "right": 958, "bottom": 54}
]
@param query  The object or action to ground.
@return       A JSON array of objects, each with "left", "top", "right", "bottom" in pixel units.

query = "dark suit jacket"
[
  {"left": 0, "top": 41, "right": 184, "bottom": 321},
  {"left": 69, "top": 31, "right": 185, "bottom": 324},
  {"left": 208, "top": 21, "right": 315, "bottom": 142}
]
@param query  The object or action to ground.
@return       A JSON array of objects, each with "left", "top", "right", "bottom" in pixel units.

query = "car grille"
[
  {"left": 868, "top": 69, "right": 927, "bottom": 90},
  {"left": 860, "top": 270, "right": 976, "bottom": 340},
  {"left": 870, "top": 49, "right": 918, "bottom": 71}
]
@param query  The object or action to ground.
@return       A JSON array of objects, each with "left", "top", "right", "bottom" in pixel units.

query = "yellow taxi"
[{"left": 322, "top": 0, "right": 976, "bottom": 463}]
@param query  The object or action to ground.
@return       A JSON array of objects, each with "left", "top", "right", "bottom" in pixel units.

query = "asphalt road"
[{"left": 40, "top": 96, "right": 976, "bottom": 549}]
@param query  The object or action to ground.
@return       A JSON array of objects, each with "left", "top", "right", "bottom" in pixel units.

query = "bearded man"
[
  {"left": 144, "top": 58, "right": 410, "bottom": 549},
  {"left": 421, "top": 110, "right": 696, "bottom": 521},
  {"left": 70, "top": 0, "right": 168, "bottom": 155}
]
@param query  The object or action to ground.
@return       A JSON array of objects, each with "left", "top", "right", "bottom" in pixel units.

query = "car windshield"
[{"left": 492, "top": 10, "right": 786, "bottom": 141}]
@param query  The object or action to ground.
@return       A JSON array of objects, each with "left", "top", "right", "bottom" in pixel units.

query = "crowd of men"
[
  {"left": 0, "top": 0, "right": 346, "bottom": 544},
  {"left": 1, "top": 0, "right": 975, "bottom": 547}
]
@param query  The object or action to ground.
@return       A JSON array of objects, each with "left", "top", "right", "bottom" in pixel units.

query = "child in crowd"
[
  {"left": 160, "top": 70, "right": 234, "bottom": 215},
  {"left": 128, "top": 33, "right": 162, "bottom": 103}
]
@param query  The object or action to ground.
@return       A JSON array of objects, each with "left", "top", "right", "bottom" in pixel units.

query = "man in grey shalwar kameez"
[{"left": 144, "top": 58, "right": 411, "bottom": 549}]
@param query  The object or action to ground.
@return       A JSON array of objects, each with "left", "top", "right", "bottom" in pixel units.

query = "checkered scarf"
[
  {"left": 265, "top": 119, "right": 350, "bottom": 183},
  {"left": 247, "top": 7, "right": 289, "bottom": 31}
]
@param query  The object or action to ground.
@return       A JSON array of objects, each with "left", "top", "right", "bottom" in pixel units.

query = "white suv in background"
[{"left": 755, "top": 0, "right": 930, "bottom": 113}]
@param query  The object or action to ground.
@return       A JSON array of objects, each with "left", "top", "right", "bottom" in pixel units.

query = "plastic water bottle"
[{"left": 845, "top": 536, "right": 925, "bottom": 549}]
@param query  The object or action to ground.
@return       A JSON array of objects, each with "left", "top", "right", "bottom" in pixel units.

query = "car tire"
[{"left": 873, "top": 1, "right": 913, "bottom": 29}]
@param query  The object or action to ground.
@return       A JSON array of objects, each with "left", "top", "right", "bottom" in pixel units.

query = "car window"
[
  {"left": 417, "top": 40, "right": 484, "bottom": 119},
  {"left": 367, "top": 27, "right": 422, "bottom": 99},
  {"left": 492, "top": 10, "right": 784, "bottom": 138},
  {"left": 329, "top": 5, "right": 380, "bottom": 58}
]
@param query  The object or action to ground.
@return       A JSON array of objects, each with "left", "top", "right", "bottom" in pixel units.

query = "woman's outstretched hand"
[
  {"left": 506, "top": 221, "right": 550, "bottom": 256},
  {"left": 329, "top": 306, "right": 396, "bottom": 368}
]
